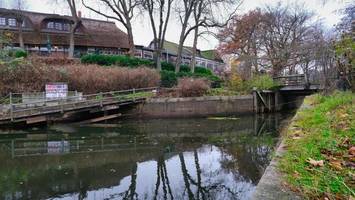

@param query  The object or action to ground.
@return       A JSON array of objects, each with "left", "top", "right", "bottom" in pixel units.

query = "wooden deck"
[{"left": 0, "top": 87, "right": 157, "bottom": 125}]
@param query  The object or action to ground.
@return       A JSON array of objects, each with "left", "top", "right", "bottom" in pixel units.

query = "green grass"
[{"left": 279, "top": 92, "right": 355, "bottom": 199}]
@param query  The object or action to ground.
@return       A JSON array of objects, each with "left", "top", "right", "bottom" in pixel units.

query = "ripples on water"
[{"left": 0, "top": 114, "right": 291, "bottom": 200}]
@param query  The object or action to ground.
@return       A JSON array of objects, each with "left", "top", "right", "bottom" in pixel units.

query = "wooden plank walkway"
[{"left": 0, "top": 87, "right": 157, "bottom": 124}]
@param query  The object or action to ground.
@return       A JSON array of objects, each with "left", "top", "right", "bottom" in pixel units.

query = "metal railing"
[{"left": 0, "top": 87, "right": 158, "bottom": 121}]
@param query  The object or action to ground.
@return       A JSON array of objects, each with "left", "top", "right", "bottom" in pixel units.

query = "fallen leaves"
[
  {"left": 307, "top": 158, "right": 324, "bottom": 167},
  {"left": 349, "top": 147, "right": 355, "bottom": 156},
  {"left": 329, "top": 159, "right": 343, "bottom": 171}
]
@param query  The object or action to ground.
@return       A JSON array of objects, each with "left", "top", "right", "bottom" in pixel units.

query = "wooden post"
[
  {"left": 100, "top": 92, "right": 103, "bottom": 107},
  {"left": 60, "top": 98, "right": 64, "bottom": 113},
  {"left": 10, "top": 92, "right": 13, "bottom": 121},
  {"left": 253, "top": 89, "right": 258, "bottom": 113},
  {"left": 11, "top": 140, "right": 15, "bottom": 158},
  {"left": 133, "top": 88, "right": 136, "bottom": 101}
]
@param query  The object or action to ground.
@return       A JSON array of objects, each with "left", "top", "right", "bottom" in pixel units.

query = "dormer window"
[
  {"left": 0, "top": 17, "right": 6, "bottom": 26},
  {"left": 63, "top": 23, "right": 69, "bottom": 31},
  {"left": 46, "top": 21, "right": 70, "bottom": 31},
  {"left": 8, "top": 18, "right": 16, "bottom": 27},
  {"left": 0, "top": 17, "right": 5, "bottom": 26},
  {"left": 55, "top": 22, "right": 62, "bottom": 30},
  {"left": 47, "top": 22, "right": 54, "bottom": 29}
]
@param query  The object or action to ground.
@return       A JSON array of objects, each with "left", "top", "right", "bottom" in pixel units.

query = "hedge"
[
  {"left": 80, "top": 54, "right": 221, "bottom": 87},
  {"left": 81, "top": 54, "right": 154, "bottom": 67}
]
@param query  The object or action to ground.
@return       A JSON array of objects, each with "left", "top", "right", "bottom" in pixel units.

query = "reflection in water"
[{"left": 0, "top": 113, "right": 292, "bottom": 200}]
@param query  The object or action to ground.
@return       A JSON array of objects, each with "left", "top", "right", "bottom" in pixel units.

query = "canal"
[{"left": 0, "top": 113, "right": 293, "bottom": 200}]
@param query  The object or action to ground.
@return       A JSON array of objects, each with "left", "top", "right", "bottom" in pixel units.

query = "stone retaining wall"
[{"left": 130, "top": 95, "right": 254, "bottom": 118}]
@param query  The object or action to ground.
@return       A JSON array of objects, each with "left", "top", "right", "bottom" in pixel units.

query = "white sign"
[{"left": 45, "top": 83, "right": 68, "bottom": 99}]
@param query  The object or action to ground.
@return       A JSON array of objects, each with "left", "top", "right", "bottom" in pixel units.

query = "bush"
[
  {"left": 161, "top": 62, "right": 175, "bottom": 71},
  {"left": 66, "top": 65, "right": 159, "bottom": 93},
  {"left": 176, "top": 78, "right": 210, "bottom": 97},
  {"left": 0, "top": 60, "right": 160, "bottom": 95},
  {"left": 80, "top": 54, "right": 222, "bottom": 88},
  {"left": 195, "top": 66, "right": 213, "bottom": 75},
  {"left": 179, "top": 64, "right": 191, "bottom": 73},
  {"left": 30, "top": 57, "right": 78, "bottom": 65},
  {"left": 80, "top": 54, "right": 153, "bottom": 67},
  {"left": 228, "top": 73, "right": 244, "bottom": 91},
  {"left": 14, "top": 50, "right": 28, "bottom": 58},
  {"left": 160, "top": 70, "right": 177, "bottom": 87}
]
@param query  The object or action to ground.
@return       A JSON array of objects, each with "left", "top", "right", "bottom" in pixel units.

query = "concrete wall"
[{"left": 130, "top": 95, "right": 254, "bottom": 118}]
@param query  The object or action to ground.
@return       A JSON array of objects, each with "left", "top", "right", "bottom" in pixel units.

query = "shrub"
[
  {"left": 14, "top": 50, "right": 28, "bottom": 58},
  {"left": 227, "top": 73, "right": 244, "bottom": 91},
  {"left": 30, "top": 56, "right": 78, "bottom": 65},
  {"left": 79, "top": 54, "right": 222, "bottom": 88},
  {"left": 0, "top": 60, "right": 160, "bottom": 95},
  {"left": 161, "top": 61, "right": 175, "bottom": 71},
  {"left": 194, "top": 66, "right": 213, "bottom": 75},
  {"left": 180, "top": 64, "right": 191, "bottom": 73},
  {"left": 176, "top": 78, "right": 210, "bottom": 97},
  {"left": 65, "top": 65, "right": 159, "bottom": 93},
  {"left": 160, "top": 70, "right": 177, "bottom": 87},
  {"left": 80, "top": 54, "right": 153, "bottom": 67}
]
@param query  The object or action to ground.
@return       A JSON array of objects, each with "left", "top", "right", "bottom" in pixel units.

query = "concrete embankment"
[
  {"left": 129, "top": 95, "right": 255, "bottom": 118},
  {"left": 251, "top": 101, "right": 307, "bottom": 200}
]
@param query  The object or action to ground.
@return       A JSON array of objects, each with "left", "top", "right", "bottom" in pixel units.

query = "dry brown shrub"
[
  {"left": 176, "top": 78, "right": 210, "bottom": 97},
  {"left": 30, "top": 56, "right": 79, "bottom": 66},
  {"left": 0, "top": 60, "right": 160, "bottom": 95}
]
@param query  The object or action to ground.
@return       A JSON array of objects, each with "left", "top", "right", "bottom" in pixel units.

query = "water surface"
[{"left": 0, "top": 114, "right": 290, "bottom": 200}]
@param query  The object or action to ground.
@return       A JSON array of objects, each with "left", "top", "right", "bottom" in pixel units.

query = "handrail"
[
  {"left": 2, "top": 87, "right": 158, "bottom": 107},
  {"left": 0, "top": 87, "right": 158, "bottom": 120}
]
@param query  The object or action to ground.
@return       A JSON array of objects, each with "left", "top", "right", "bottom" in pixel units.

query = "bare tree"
[
  {"left": 174, "top": 0, "right": 195, "bottom": 73},
  {"left": 141, "top": 0, "right": 174, "bottom": 70},
  {"left": 174, "top": 0, "right": 240, "bottom": 73},
  {"left": 9, "top": 0, "right": 27, "bottom": 49},
  {"left": 260, "top": 4, "right": 314, "bottom": 76},
  {"left": 66, "top": 0, "right": 81, "bottom": 58},
  {"left": 82, "top": 0, "right": 139, "bottom": 57}
]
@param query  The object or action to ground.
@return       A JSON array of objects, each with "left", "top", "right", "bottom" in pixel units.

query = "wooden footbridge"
[
  {"left": 273, "top": 74, "right": 323, "bottom": 94},
  {"left": 254, "top": 74, "right": 323, "bottom": 113},
  {"left": 0, "top": 87, "right": 158, "bottom": 126}
]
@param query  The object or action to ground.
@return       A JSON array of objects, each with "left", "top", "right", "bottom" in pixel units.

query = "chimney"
[{"left": 78, "top": 11, "right": 82, "bottom": 18}]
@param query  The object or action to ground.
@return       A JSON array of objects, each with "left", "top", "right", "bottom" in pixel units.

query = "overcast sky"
[{"left": 0, "top": 0, "right": 350, "bottom": 50}]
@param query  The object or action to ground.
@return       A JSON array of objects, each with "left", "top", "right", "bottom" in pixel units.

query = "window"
[
  {"left": 55, "top": 22, "right": 62, "bottom": 30},
  {"left": 47, "top": 22, "right": 54, "bottom": 29},
  {"left": 0, "top": 17, "right": 5, "bottom": 26},
  {"left": 63, "top": 23, "right": 69, "bottom": 31},
  {"left": 8, "top": 18, "right": 16, "bottom": 26}
]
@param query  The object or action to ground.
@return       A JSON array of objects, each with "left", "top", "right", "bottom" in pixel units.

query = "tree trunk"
[
  {"left": 126, "top": 20, "right": 135, "bottom": 57},
  {"left": 18, "top": 21, "right": 24, "bottom": 49},
  {"left": 175, "top": 34, "right": 185, "bottom": 73},
  {"left": 155, "top": 48, "right": 162, "bottom": 71},
  {"left": 69, "top": 29, "right": 75, "bottom": 58},
  {"left": 190, "top": 26, "right": 199, "bottom": 73},
  {"left": 175, "top": 22, "right": 188, "bottom": 73}
]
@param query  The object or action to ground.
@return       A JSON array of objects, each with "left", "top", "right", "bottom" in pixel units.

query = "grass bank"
[{"left": 279, "top": 92, "right": 354, "bottom": 199}]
